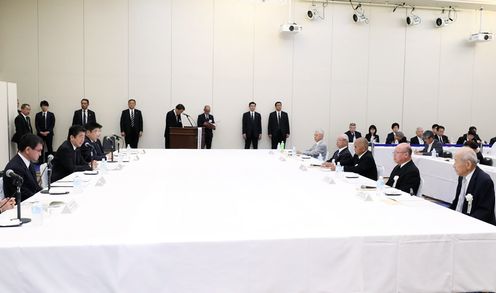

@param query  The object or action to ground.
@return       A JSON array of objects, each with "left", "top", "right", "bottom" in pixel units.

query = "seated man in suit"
[
  {"left": 436, "top": 125, "right": 450, "bottom": 144},
  {"left": 81, "top": 122, "right": 107, "bottom": 162},
  {"left": 298, "top": 129, "right": 327, "bottom": 159},
  {"left": 322, "top": 134, "right": 353, "bottom": 168},
  {"left": 450, "top": 147, "right": 496, "bottom": 225},
  {"left": 457, "top": 126, "right": 482, "bottom": 145},
  {"left": 416, "top": 130, "right": 443, "bottom": 156},
  {"left": 386, "top": 143, "right": 421, "bottom": 195},
  {"left": 410, "top": 127, "right": 424, "bottom": 145},
  {"left": 3, "top": 134, "right": 43, "bottom": 201},
  {"left": 164, "top": 104, "right": 185, "bottom": 149},
  {"left": 72, "top": 98, "right": 97, "bottom": 126},
  {"left": 51, "top": 125, "right": 95, "bottom": 182},
  {"left": 11, "top": 103, "right": 33, "bottom": 147},
  {"left": 394, "top": 131, "right": 408, "bottom": 144},
  {"left": 344, "top": 122, "right": 361, "bottom": 142},
  {"left": 464, "top": 141, "right": 484, "bottom": 163},
  {"left": 385, "top": 122, "right": 400, "bottom": 144},
  {"left": 333, "top": 137, "right": 377, "bottom": 180}
]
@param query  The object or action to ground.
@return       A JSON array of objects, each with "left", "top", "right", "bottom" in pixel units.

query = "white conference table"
[{"left": 1, "top": 149, "right": 496, "bottom": 292}]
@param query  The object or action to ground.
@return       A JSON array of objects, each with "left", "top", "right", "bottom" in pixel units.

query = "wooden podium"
[{"left": 169, "top": 127, "right": 205, "bottom": 149}]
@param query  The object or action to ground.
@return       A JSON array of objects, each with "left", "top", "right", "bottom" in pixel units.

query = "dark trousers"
[
  {"left": 124, "top": 129, "right": 139, "bottom": 148},
  {"left": 270, "top": 130, "right": 286, "bottom": 149},
  {"left": 244, "top": 135, "right": 258, "bottom": 149},
  {"left": 205, "top": 134, "right": 213, "bottom": 149},
  {"left": 38, "top": 134, "right": 53, "bottom": 163}
]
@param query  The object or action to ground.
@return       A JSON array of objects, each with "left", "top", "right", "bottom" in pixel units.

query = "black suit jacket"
[
  {"left": 344, "top": 131, "right": 361, "bottom": 142},
  {"left": 344, "top": 151, "right": 378, "bottom": 181},
  {"left": 327, "top": 147, "right": 354, "bottom": 167},
  {"left": 80, "top": 137, "right": 106, "bottom": 162},
  {"left": 457, "top": 134, "right": 481, "bottom": 145},
  {"left": 267, "top": 111, "right": 290, "bottom": 136},
  {"left": 410, "top": 136, "right": 423, "bottom": 145},
  {"left": 385, "top": 160, "right": 421, "bottom": 194},
  {"left": 385, "top": 132, "right": 395, "bottom": 144},
  {"left": 435, "top": 134, "right": 450, "bottom": 144},
  {"left": 450, "top": 167, "right": 496, "bottom": 225},
  {"left": 197, "top": 114, "right": 215, "bottom": 136},
  {"left": 72, "top": 109, "right": 96, "bottom": 126},
  {"left": 120, "top": 109, "right": 143, "bottom": 133},
  {"left": 164, "top": 110, "right": 183, "bottom": 137},
  {"left": 242, "top": 112, "right": 262, "bottom": 138},
  {"left": 421, "top": 140, "right": 443, "bottom": 156},
  {"left": 11, "top": 114, "right": 33, "bottom": 143},
  {"left": 51, "top": 140, "right": 92, "bottom": 182},
  {"left": 2, "top": 154, "right": 41, "bottom": 201},
  {"left": 365, "top": 133, "right": 380, "bottom": 143},
  {"left": 35, "top": 111, "right": 55, "bottom": 135}
]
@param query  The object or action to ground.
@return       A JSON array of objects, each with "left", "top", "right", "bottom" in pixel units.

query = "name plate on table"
[{"left": 62, "top": 200, "right": 79, "bottom": 214}]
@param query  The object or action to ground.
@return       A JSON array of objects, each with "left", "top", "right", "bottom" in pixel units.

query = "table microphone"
[
  {"left": 183, "top": 113, "right": 195, "bottom": 127},
  {"left": 6, "top": 170, "right": 24, "bottom": 183}
]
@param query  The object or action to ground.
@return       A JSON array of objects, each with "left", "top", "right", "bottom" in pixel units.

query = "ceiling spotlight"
[
  {"left": 307, "top": 7, "right": 319, "bottom": 20},
  {"left": 435, "top": 7, "right": 456, "bottom": 27},
  {"left": 351, "top": 3, "right": 368, "bottom": 24},
  {"left": 406, "top": 7, "right": 421, "bottom": 26}
]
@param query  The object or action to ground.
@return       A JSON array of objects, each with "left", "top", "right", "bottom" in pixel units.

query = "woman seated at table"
[{"left": 365, "top": 125, "right": 380, "bottom": 143}]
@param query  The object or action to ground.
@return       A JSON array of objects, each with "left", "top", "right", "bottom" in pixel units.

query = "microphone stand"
[
  {"left": 15, "top": 177, "right": 31, "bottom": 225},
  {"left": 184, "top": 114, "right": 194, "bottom": 127}
]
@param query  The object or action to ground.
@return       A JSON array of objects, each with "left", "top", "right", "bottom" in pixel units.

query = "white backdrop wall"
[{"left": 0, "top": 0, "right": 495, "bottom": 151}]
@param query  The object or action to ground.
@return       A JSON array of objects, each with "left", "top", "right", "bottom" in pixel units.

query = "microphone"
[
  {"left": 112, "top": 134, "right": 122, "bottom": 141},
  {"left": 183, "top": 113, "right": 195, "bottom": 127},
  {"left": 6, "top": 169, "right": 23, "bottom": 183},
  {"left": 183, "top": 113, "right": 191, "bottom": 117},
  {"left": 47, "top": 154, "right": 54, "bottom": 163},
  {"left": 85, "top": 142, "right": 95, "bottom": 149}
]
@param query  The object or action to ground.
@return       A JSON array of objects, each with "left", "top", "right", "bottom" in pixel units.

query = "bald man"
[
  {"left": 450, "top": 147, "right": 496, "bottom": 225},
  {"left": 386, "top": 143, "right": 421, "bottom": 195},
  {"left": 329, "top": 138, "right": 377, "bottom": 180},
  {"left": 323, "top": 134, "right": 353, "bottom": 168}
]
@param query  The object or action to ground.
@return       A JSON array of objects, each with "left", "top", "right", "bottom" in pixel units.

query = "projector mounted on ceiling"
[
  {"left": 280, "top": 0, "right": 302, "bottom": 33},
  {"left": 469, "top": 8, "right": 493, "bottom": 42}
]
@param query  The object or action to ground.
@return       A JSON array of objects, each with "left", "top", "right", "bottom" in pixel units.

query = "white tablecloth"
[{"left": 1, "top": 149, "right": 496, "bottom": 292}]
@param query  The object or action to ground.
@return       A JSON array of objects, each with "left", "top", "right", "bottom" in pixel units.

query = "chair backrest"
[
  {"left": 377, "top": 165, "right": 386, "bottom": 178},
  {"left": 39, "top": 163, "right": 48, "bottom": 189},
  {"left": 416, "top": 177, "right": 424, "bottom": 197},
  {"left": 442, "top": 151, "right": 453, "bottom": 159},
  {"left": 0, "top": 177, "right": 4, "bottom": 200},
  {"left": 481, "top": 157, "right": 493, "bottom": 166}
]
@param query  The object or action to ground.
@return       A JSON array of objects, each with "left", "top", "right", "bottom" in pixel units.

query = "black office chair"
[
  {"left": 480, "top": 157, "right": 493, "bottom": 166},
  {"left": 442, "top": 151, "right": 453, "bottom": 159}
]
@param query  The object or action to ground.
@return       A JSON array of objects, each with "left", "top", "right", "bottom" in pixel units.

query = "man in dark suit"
[
  {"left": 416, "top": 130, "right": 443, "bottom": 156},
  {"left": 385, "top": 122, "right": 399, "bottom": 144},
  {"left": 386, "top": 143, "right": 421, "bottom": 195},
  {"left": 410, "top": 127, "right": 424, "bottom": 145},
  {"left": 457, "top": 127, "right": 481, "bottom": 145},
  {"left": 120, "top": 99, "right": 143, "bottom": 148},
  {"left": 3, "top": 134, "right": 43, "bottom": 201},
  {"left": 329, "top": 138, "right": 377, "bottom": 180},
  {"left": 197, "top": 105, "right": 216, "bottom": 149},
  {"left": 323, "top": 134, "right": 353, "bottom": 168},
  {"left": 72, "top": 98, "right": 96, "bottom": 126},
  {"left": 267, "top": 101, "right": 290, "bottom": 149},
  {"left": 450, "top": 147, "right": 496, "bottom": 225},
  {"left": 81, "top": 122, "right": 107, "bottom": 162},
  {"left": 344, "top": 122, "right": 361, "bottom": 142},
  {"left": 242, "top": 102, "right": 262, "bottom": 149},
  {"left": 51, "top": 125, "right": 95, "bottom": 182},
  {"left": 435, "top": 125, "right": 450, "bottom": 144},
  {"left": 11, "top": 104, "right": 33, "bottom": 146},
  {"left": 164, "top": 104, "right": 185, "bottom": 149},
  {"left": 35, "top": 100, "right": 56, "bottom": 162}
]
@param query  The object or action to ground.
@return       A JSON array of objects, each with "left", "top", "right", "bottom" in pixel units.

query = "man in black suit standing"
[
  {"left": 3, "top": 134, "right": 43, "bottom": 201},
  {"left": 197, "top": 105, "right": 216, "bottom": 149},
  {"left": 416, "top": 130, "right": 443, "bottom": 156},
  {"left": 164, "top": 104, "right": 185, "bottom": 149},
  {"left": 450, "top": 147, "right": 496, "bottom": 225},
  {"left": 81, "top": 122, "right": 107, "bottom": 162},
  {"left": 410, "top": 127, "right": 424, "bottom": 145},
  {"left": 51, "top": 125, "right": 95, "bottom": 182},
  {"left": 386, "top": 143, "right": 421, "bottom": 195},
  {"left": 72, "top": 98, "right": 96, "bottom": 126},
  {"left": 323, "top": 134, "right": 353, "bottom": 168},
  {"left": 267, "top": 101, "right": 290, "bottom": 149},
  {"left": 120, "top": 99, "right": 143, "bottom": 148},
  {"left": 11, "top": 104, "right": 33, "bottom": 147},
  {"left": 344, "top": 123, "right": 361, "bottom": 142},
  {"left": 385, "top": 122, "right": 399, "bottom": 144},
  {"left": 35, "top": 100, "right": 56, "bottom": 162},
  {"left": 242, "top": 102, "right": 262, "bottom": 149},
  {"left": 328, "top": 138, "right": 377, "bottom": 180}
]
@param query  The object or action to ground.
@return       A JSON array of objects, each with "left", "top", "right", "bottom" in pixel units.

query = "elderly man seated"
[
  {"left": 322, "top": 134, "right": 353, "bottom": 168},
  {"left": 450, "top": 147, "right": 495, "bottom": 225},
  {"left": 386, "top": 143, "right": 421, "bottom": 195},
  {"left": 327, "top": 137, "right": 377, "bottom": 181},
  {"left": 298, "top": 129, "right": 327, "bottom": 159},
  {"left": 415, "top": 130, "right": 443, "bottom": 156}
]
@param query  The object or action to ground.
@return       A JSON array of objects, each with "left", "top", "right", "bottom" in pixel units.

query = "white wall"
[{"left": 0, "top": 0, "right": 495, "bottom": 152}]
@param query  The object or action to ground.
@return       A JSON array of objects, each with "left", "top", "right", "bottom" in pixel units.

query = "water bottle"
[
  {"left": 73, "top": 174, "right": 82, "bottom": 193},
  {"left": 280, "top": 141, "right": 285, "bottom": 152},
  {"left": 431, "top": 149, "right": 437, "bottom": 157},
  {"left": 277, "top": 142, "right": 281, "bottom": 151},
  {"left": 31, "top": 201, "right": 44, "bottom": 226},
  {"left": 317, "top": 153, "right": 323, "bottom": 161},
  {"left": 376, "top": 176, "right": 385, "bottom": 195},
  {"left": 292, "top": 146, "right": 296, "bottom": 156},
  {"left": 336, "top": 162, "right": 343, "bottom": 175},
  {"left": 101, "top": 158, "right": 107, "bottom": 173}
]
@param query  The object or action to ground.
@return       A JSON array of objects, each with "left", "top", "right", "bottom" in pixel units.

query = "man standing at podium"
[
  {"left": 197, "top": 105, "right": 216, "bottom": 149},
  {"left": 268, "top": 101, "right": 290, "bottom": 149},
  {"left": 164, "top": 104, "right": 185, "bottom": 149},
  {"left": 120, "top": 99, "right": 143, "bottom": 148}
]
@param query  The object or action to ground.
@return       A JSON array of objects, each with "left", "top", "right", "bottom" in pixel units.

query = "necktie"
[
  {"left": 206, "top": 114, "right": 209, "bottom": 120},
  {"left": 176, "top": 115, "right": 180, "bottom": 123},
  {"left": 456, "top": 177, "right": 468, "bottom": 212},
  {"left": 131, "top": 110, "right": 135, "bottom": 127},
  {"left": 251, "top": 112, "right": 254, "bottom": 121},
  {"left": 277, "top": 112, "right": 280, "bottom": 125},
  {"left": 43, "top": 112, "right": 47, "bottom": 129},
  {"left": 83, "top": 111, "right": 87, "bottom": 125},
  {"left": 26, "top": 116, "right": 32, "bottom": 133},
  {"left": 29, "top": 163, "right": 36, "bottom": 183},
  {"left": 439, "top": 136, "right": 443, "bottom": 143}
]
